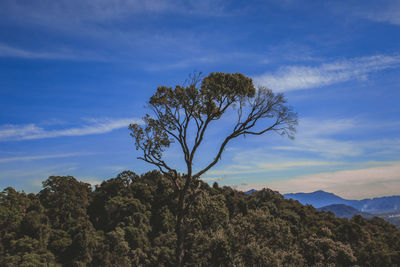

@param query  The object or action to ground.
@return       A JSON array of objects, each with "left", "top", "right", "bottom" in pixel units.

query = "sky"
[{"left": 1, "top": 0, "right": 400, "bottom": 199}]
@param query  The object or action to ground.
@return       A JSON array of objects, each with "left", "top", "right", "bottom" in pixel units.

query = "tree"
[{"left": 129, "top": 72, "right": 297, "bottom": 266}]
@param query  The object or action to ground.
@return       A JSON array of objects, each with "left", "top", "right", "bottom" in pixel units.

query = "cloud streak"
[
  {"left": 0, "top": 43, "right": 106, "bottom": 60},
  {"left": 254, "top": 54, "right": 400, "bottom": 92},
  {"left": 0, "top": 152, "right": 92, "bottom": 163},
  {"left": 0, "top": 118, "right": 139, "bottom": 141},
  {"left": 0, "top": 43, "right": 72, "bottom": 60}
]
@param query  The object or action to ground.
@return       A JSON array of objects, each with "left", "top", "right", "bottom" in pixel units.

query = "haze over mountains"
[
  {"left": 283, "top": 190, "right": 400, "bottom": 227},
  {"left": 318, "top": 204, "right": 373, "bottom": 220},
  {"left": 283, "top": 190, "right": 400, "bottom": 212},
  {"left": 246, "top": 189, "right": 400, "bottom": 227}
]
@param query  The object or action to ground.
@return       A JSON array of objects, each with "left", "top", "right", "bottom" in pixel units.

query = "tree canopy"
[
  {"left": 129, "top": 72, "right": 298, "bottom": 265},
  {"left": 129, "top": 72, "right": 297, "bottom": 185}
]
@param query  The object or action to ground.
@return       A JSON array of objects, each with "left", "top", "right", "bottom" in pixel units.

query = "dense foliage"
[{"left": 1, "top": 171, "right": 400, "bottom": 266}]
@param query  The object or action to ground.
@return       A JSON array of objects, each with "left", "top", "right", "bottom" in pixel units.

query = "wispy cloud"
[
  {"left": 254, "top": 54, "right": 400, "bottom": 92},
  {"left": 272, "top": 118, "right": 362, "bottom": 158},
  {"left": 356, "top": 0, "right": 400, "bottom": 26},
  {"left": 145, "top": 51, "right": 262, "bottom": 71},
  {"left": 0, "top": 43, "right": 105, "bottom": 60},
  {"left": 273, "top": 138, "right": 362, "bottom": 157},
  {"left": 272, "top": 118, "right": 400, "bottom": 158},
  {"left": 0, "top": 0, "right": 230, "bottom": 62},
  {"left": 0, "top": 117, "right": 139, "bottom": 141},
  {"left": 1, "top": 0, "right": 228, "bottom": 26},
  {"left": 0, "top": 164, "right": 101, "bottom": 193},
  {"left": 105, "top": 166, "right": 129, "bottom": 172},
  {"left": 0, "top": 152, "right": 92, "bottom": 163},
  {"left": 203, "top": 116, "right": 400, "bottom": 187},
  {"left": 264, "top": 161, "right": 400, "bottom": 199},
  {"left": 207, "top": 160, "right": 342, "bottom": 176},
  {"left": 0, "top": 164, "right": 78, "bottom": 192}
]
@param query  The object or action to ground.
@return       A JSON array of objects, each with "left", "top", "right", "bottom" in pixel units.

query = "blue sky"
[{"left": 1, "top": 0, "right": 400, "bottom": 199}]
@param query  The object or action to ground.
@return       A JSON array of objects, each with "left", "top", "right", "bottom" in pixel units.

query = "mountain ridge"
[
  {"left": 283, "top": 190, "right": 400, "bottom": 212},
  {"left": 318, "top": 204, "right": 373, "bottom": 219}
]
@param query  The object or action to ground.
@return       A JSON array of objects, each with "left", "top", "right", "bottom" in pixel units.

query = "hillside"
[{"left": 1, "top": 171, "right": 400, "bottom": 266}]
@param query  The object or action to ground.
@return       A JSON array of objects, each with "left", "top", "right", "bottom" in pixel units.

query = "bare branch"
[{"left": 193, "top": 88, "right": 297, "bottom": 178}]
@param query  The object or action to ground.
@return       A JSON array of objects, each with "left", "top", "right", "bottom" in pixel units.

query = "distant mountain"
[
  {"left": 284, "top": 190, "right": 400, "bottom": 213},
  {"left": 284, "top": 190, "right": 347, "bottom": 208},
  {"left": 355, "top": 196, "right": 400, "bottom": 212},
  {"left": 245, "top": 189, "right": 257, "bottom": 194},
  {"left": 318, "top": 204, "right": 373, "bottom": 219}
]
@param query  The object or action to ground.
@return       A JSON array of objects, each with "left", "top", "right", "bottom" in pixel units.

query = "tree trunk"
[
  {"left": 176, "top": 212, "right": 185, "bottom": 267},
  {"left": 176, "top": 172, "right": 191, "bottom": 266},
  {"left": 176, "top": 198, "right": 185, "bottom": 267}
]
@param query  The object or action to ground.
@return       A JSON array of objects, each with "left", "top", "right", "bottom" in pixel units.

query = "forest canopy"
[{"left": 1, "top": 172, "right": 400, "bottom": 266}]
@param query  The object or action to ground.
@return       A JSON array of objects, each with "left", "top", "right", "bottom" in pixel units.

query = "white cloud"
[
  {"left": 105, "top": 166, "right": 129, "bottom": 172},
  {"left": 0, "top": 117, "right": 139, "bottom": 141},
  {"left": 0, "top": 153, "right": 92, "bottom": 163},
  {"left": 254, "top": 54, "right": 400, "bottom": 92},
  {"left": 263, "top": 161, "right": 400, "bottom": 199},
  {"left": 357, "top": 0, "right": 400, "bottom": 26}
]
